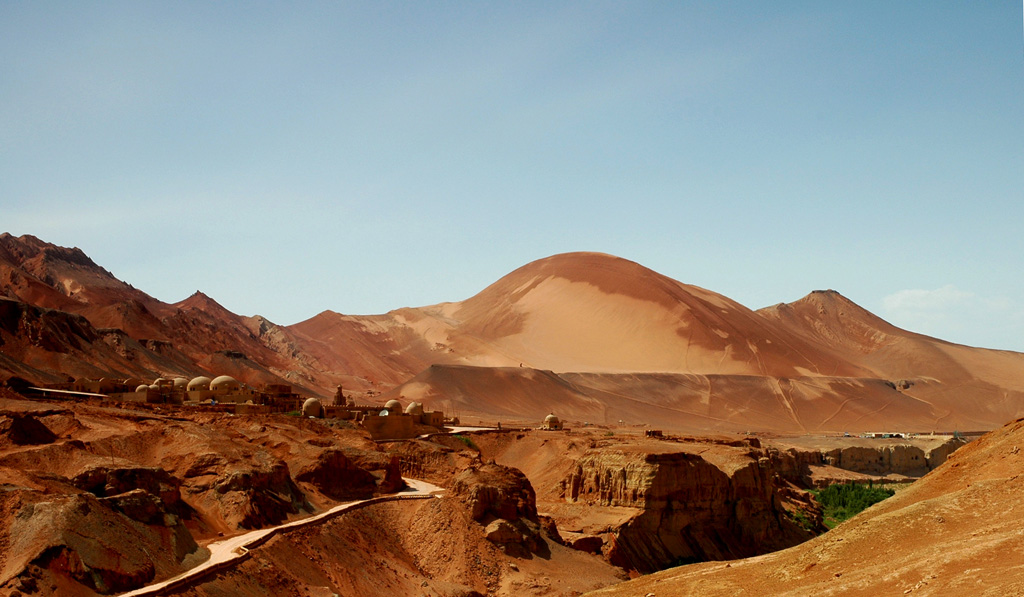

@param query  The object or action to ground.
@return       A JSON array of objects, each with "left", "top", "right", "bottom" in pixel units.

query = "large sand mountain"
[
  {"left": 365, "top": 253, "right": 1024, "bottom": 432},
  {"left": 3, "top": 234, "right": 1024, "bottom": 432},
  {"left": 290, "top": 252, "right": 877, "bottom": 382}
]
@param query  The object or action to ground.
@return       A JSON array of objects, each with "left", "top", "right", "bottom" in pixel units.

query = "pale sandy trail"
[
  {"left": 445, "top": 426, "right": 498, "bottom": 434},
  {"left": 415, "top": 425, "right": 498, "bottom": 439},
  {"left": 118, "top": 478, "right": 445, "bottom": 597}
]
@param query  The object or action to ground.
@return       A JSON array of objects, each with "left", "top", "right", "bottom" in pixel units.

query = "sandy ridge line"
[{"left": 117, "top": 478, "right": 445, "bottom": 597}]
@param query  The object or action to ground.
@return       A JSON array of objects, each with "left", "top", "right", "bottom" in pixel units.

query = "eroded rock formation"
[
  {"left": 294, "top": 448, "right": 378, "bottom": 500},
  {"left": 1, "top": 489, "right": 203, "bottom": 595},
  {"left": 562, "top": 445, "right": 818, "bottom": 573},
  {"left": 0, "top": 413, "right": 56, "bottom": 446},
  {"left": 768, "top": 437, "right": 967, "bottom": 486},
  {"left": 451, "top": 463, "right": 553, "bottom": 557}
]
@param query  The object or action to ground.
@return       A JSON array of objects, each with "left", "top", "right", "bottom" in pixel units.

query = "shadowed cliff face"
[
  {"left": 561, "top": 443, "right": 819, "bottom": 573},
  {"left": 563, "top": 437, "right": 970, "bottom": 574},
  {"left": 765, "top": 436, "right": 968, "bottom": 488},
  {"left": 587, "top": 418, "right": 1024, "bottom": 597}
]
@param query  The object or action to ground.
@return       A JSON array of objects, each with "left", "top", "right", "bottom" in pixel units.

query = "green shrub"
[
  {"left": 454, "top": 434, "right": 478, "bottom": 451},
  {"left": 787, "top": 508, "right": 816, "bottom": 533},
  {"left": 810, "top": 482, "right": 895, "bottom": 529}
]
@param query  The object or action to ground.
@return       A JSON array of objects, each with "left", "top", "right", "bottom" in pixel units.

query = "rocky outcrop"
[
  {"left": 72, "top": 465, "right": 185, "bottom": 516},
  {"left": 768, "top": 447, "right": 822, "bottom": 486},
  {"left": 452, "top": 463, "right": 537, "bottom": 522},
  {"left": 0, "top": 298, "right": 98, "bottom": 354},
  {"left": 379, "top": 454, "right": 406, "bottom": 494},
  {"left": 180, "top": 450, "right": 312, "bottom": 530},
  {"left": 570, "top": 534, "right": 605, "bottom": 554},
  {"left": 211, "top": 460, "right": 309, "bottom": 529},
  {"left": 562, "top": 448, "right": 818, "bottom": 573},
  {"left": 822, "top": 445, "right": 929, "bottom": 476},
  {"left": 0, "top": 489, "right": 203, "bottom": 595},
  {"left": 924, "top": 438, "right": 965, "bottom": 469},
  {"left": 768, "top": 437, "right": 967, "bottom": 486},
  {"left": 99, "top": 489, "right": 179, "bottom": 526},
  {"left": 451, "top": 463, "right": 549, "bottom": 557},
  {"left": 294, "top": 448, "right": 378, "bottom": 500},
  {"left": 0, "top": 413, "right": 56, "bottom": 446}
]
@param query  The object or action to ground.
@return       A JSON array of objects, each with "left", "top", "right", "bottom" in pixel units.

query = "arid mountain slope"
[
  {"left": 381, "top": 365, "right": 980, "bottom": 433},
  {"left": 291, "top": 252, "right": 874, "bottom": 381},
  {"left": 367, "top": 255, "right": 1024, "bottom": 432},
  {"left": 294, "top": 254, "right": 1024, "bottom": 430},
  {"left": 587, "top": 416, "right": 1024, "bottom": 596},
  {"left": 0, "top": 234, "right": 318, "bottom": 391},
  {"left": 0, "top": 234, "right": 156, "bottom": 316},
  {"left": 759, "top": 289, "right": 1022, "bottom": 383},
  {"left": 3, "top": 234, "right": 1024, "bottom": 432}
]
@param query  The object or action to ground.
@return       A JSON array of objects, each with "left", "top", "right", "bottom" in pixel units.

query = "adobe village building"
[
  {"left": 64, "top": 374, "right": 300, "bottom": 410},
  {"left": 317, "top": 397, "right": 446, "bottom": 440},
  {"left": 542, "top": 413, "right": 563, "bottom": 430},
  {"left": 57, "top": 376, "right": 449, "bottom": 440},
  {"left": 46, "top": 376, "right": 557, "bottom": 440}
]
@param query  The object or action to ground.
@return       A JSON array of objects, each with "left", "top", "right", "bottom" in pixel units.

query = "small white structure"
[
  {"left": 542, "top": 413, "right": 563, "bottom": 431},
  {"left": 302, "top": 397, "right": 323, "bottom": 417}
]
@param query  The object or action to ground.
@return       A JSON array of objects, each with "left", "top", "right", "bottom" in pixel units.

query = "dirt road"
[{"left": 118, "top": 478, "right": 445, "bottom": 596}]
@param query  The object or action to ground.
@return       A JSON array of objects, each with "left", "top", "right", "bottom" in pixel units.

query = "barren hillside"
[
  {"left": 4, "top": 235, "right": 1024, "bottom": 433},
  {"left": 587, "top": 415, "right": 1024, "bottom": 596}
]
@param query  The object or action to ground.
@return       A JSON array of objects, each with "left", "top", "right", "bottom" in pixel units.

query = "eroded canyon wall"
[{"left": 561, "top": 445, "right": 817, "bottom": 573}]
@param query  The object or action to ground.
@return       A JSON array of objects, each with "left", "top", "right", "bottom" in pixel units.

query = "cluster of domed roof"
[
  {"left": 135, "top": 376, "right": 190, "bottom": 393},
  {"left": 186, "top": 375, "right": 242, "bottom": 392},
  {"left": 380, "top": 400, "right": 427, "bottom": 416},
  {"left": 132, "top": 375, "right": 245, "bottom": 394},
  {"left": 302, "top": 397, "right": 323, "bottom": 417}
]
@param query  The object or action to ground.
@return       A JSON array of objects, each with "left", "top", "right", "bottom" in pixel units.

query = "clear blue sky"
[{"left": 2, "top": 2, "right": 1023, "bottom": 351}]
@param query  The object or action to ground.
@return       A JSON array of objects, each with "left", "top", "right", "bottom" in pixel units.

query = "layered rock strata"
[
  {"left": 768, "top": 437, "right": 967, "bottom": 486},
  {"left": 451, "top": 463, "right": 558, "bottom": 557},
  {"left": 562, "top": 444, "right": 817, "bottom": 573}
]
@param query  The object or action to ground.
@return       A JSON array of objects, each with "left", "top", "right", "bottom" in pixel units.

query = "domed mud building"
[{"left": 542, "top": 413, "right": 563, "bottom": 430}]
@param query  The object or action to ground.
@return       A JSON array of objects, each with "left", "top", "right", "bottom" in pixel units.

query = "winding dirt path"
[{"left": 118, "top": 478, "right": 445, "bottom": 597}]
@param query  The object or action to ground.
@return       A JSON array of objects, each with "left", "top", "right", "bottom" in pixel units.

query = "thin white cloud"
[
  {"left": 883, "top": 285, "right": 974, "bottom": 314},
  {"left": 881, "top": 285, "right": 1024, "bottom": 351}
]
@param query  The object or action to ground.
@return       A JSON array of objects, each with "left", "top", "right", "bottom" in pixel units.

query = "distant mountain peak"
[
  {"left": 176, "top": 291, "right": 228, "bottom": 312},
  {"left": 0, "top": 233, "right": 101, "bottom": 269}
]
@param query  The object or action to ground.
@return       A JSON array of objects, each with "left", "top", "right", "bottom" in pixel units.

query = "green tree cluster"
[{"left": 811, "top": 482, "right": 895, "bottom": 529}]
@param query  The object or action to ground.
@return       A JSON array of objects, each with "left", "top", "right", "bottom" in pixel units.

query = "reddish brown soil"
[
  {"left": 0, "top": 393, "right": 407, "bottom": 595},
  {"left": 177, "top": 497, "right": 625, "bottom": 597},
  {"left": 588, "top": 417, "right": 1024, "bottom": 596}
]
